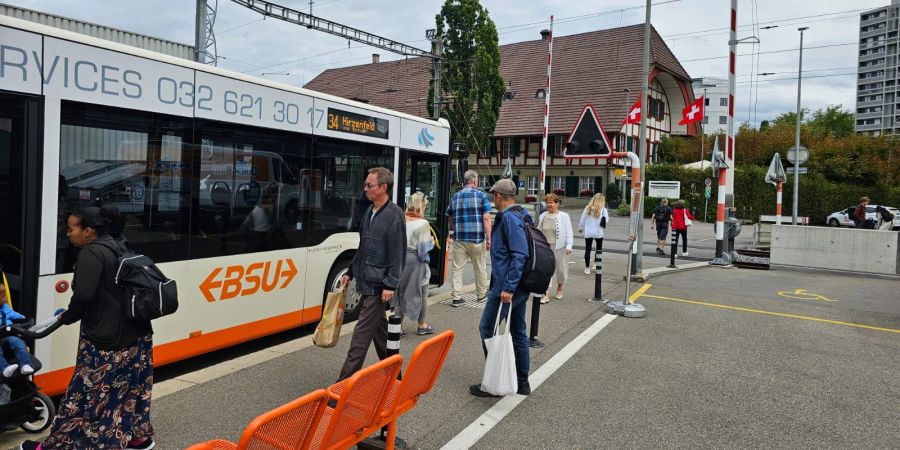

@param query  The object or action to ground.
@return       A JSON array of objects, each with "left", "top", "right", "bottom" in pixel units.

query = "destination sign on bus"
[{"left": 326, "top": 108, "right": 389, "bottom": 139}]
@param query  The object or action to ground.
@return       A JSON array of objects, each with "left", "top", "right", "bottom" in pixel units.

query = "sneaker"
[
  {"left": 517, "top": 384, "right": 532, "bottom": 396},
  {"left": 3, "top": 364, "right": 18, "bottom": 378},
  {"left": 20, "top": 364, "right": 34, "bottom": 375},
  {"left": 540, "top": 296, "right": 550, "bottom": 304},
  {"left": 125, "top": 437, "right": 156, "bottom": 450},
  {"left": 469, "top": 384, "right": 500, "bottom": 398},
  {"left": 476, "top": 296, "right": 487, "bottom": 303},
  {"left": 656, "top": 248, "right": 665, "bottom": 255},
  {"left": 583, "top": 267, "right": 591, "bottom": 275},
  {"left": 674, "top": 253, "right": 678, "bottom": 259},
  {"left": 451, "top": 298, "right": 465, "bottom": 307},
  {"left": 19, "top": 441, "right": 41, "bottom": 450},
  {"left": 681, "top": 252, "right": 689, "bottom": 257},
  {"left": 416, "top": 326, "right": 434, "bottom": 336}
]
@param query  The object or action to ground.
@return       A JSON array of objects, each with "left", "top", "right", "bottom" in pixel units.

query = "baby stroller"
[{"left": 0, "top": 311, "right": 64, "bottom": 434}]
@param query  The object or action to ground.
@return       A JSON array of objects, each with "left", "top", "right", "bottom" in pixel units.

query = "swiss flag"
[
  {"left": 679, "top": 96, "right": 704, "bottom": 125},
  {"left": 622, "top": 99, "right": 641, "bottom": 125}
]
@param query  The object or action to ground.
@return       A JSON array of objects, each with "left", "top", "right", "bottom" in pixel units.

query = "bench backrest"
[
  {"left": 384, "top": 330, "right": 455, "bottom": 418},
  {"left": 236, "top": 388, "right": 328, "bottom": 450},
  {"left": 316, "top": 354, "right": 404, "bottom": 450}
]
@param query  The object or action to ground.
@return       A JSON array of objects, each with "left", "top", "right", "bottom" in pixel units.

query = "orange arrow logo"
[{"left": 200, "top": 267, "right": 223, "bottom": 303}]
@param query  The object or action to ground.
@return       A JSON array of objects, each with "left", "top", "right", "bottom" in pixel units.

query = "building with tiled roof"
[{"left": 306, "top": 23, "right": 695, "bottom": 202}]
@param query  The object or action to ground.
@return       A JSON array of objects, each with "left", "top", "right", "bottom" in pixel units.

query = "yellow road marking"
[
  {"left": 777, "top": 288, "right": 835, "bottom": 302},
  {"left": 629, "top": 283, "right": 652, "bottom": 303},
  {"left": 634, "top": 292, "right": 900, "bottom": 335}
]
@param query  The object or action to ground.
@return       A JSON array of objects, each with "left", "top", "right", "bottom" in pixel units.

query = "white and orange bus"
[{"left": 0, "top": 15, "right": 451, "bottom": 396}]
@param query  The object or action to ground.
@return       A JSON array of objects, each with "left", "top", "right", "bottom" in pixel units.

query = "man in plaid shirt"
[{"left": 446, "top": 170, "right": 492, "bottom": 306}]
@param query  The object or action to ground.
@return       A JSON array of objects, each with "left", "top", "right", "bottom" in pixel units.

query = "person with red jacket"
[{"left": 671, "top": 200, "right": 695, "bottom": 257}]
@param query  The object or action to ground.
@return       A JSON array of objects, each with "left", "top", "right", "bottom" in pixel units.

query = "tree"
[
  {"left": 808, "top": 105, "right": 854, "bottom": 137},
  {"left": 769, "top": 109, "right": 809, "bottom": 128},
  {"left": 431, "top": 0, "right": 504, "bottom": 157}
]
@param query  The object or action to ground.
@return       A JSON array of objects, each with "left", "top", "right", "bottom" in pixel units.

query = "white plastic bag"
[
  {"left": 480, "top": 305, "right": 518, "bottom": 396},
  {"left": 684, "top": 209, "right": 693, "bottom": 227}
]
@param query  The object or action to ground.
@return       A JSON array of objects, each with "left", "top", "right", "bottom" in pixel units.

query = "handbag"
[
  {"left": 480, "top": 305, "right": 518, "bottom": 396},
  {"left": 313, "top": 288, "right": 345, "bottom": 348},
  {"left": 683, "top": 209, "right": 693, "bottom": 227}
]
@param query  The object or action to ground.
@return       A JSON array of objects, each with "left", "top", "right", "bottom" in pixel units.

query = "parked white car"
[{"left": 826, "top": 205, "right": 899, "bottom": 229}]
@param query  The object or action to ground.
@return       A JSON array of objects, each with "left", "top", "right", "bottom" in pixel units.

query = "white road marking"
[{"left": 440, "top": 313, "right": 618, "bottom": 450}]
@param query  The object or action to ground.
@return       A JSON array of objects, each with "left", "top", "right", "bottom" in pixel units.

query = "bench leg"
[{"left": 385, "top": 421, "right": 398, "bottom": 450}]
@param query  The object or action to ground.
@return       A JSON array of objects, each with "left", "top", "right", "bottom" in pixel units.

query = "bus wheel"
[{"left": 325, "top": 259, "right": 362, "bottom": 321}]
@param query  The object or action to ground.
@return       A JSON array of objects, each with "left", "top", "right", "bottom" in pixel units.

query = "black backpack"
[
  {"left": 496, "top": 206, "right": 556, "bottom": 294},
  {"left": 97, "top": 241, "right": 178, "bottom": 321}
]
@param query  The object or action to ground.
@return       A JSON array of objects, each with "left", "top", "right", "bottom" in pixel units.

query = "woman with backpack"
[
  {"left": 21, "top": 207, "right": 155, "bottom": 450},
  {"left": 671, "top": 200, "right": 694, "bottom": 258},
  {"left": 578, "top": 193, "right": 609, "bottom": 275},
  {"left": 537, "top": 193, "right": 573, "bottom": 303}
]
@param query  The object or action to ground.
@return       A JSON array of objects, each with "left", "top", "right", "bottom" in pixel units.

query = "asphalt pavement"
[{"left": 2, "top": 209, "right": 897, "bottom": 449}]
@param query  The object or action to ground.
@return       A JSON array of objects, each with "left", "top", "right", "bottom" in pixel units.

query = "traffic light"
[{"left": 563, "top": 105, "right": 612, "bottom": 158}]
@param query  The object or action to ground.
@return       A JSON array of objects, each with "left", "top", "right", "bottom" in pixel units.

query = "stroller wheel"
[{"left": 20, "top": 392, "right": 55, "bottom": 433}]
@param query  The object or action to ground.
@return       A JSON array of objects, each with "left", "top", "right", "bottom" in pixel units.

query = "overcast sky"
[{"left": 7, "top": 0, "right": 890, "bottom": 125}]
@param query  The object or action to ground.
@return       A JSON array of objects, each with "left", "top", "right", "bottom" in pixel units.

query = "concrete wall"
[{"left": 771, "top": 225, "right": 900, "bottom": 275}]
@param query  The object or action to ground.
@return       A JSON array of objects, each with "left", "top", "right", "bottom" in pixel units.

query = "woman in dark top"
[{"left": 21, "top": 207, "right": 155, "bottom": 450}]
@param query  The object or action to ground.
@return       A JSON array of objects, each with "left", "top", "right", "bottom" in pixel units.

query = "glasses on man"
[{"left": 363, "top": 182, "right": 383, "bottom": 190}]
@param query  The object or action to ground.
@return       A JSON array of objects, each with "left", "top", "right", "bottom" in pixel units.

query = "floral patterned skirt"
[{"left": 42, "top": 334, "right": 154, "bottom": 449}]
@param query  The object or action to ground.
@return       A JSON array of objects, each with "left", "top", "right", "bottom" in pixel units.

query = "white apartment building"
[
  {"left": 691, "top": 77, "right": 729, "bottom": 134},
  {"left": 856, "top": 0, "right": 900, "bottom": 135}
]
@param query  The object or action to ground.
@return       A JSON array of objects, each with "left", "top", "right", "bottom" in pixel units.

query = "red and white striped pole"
[
  {"left": 775, "top": 181, "right": 783, "bottom": 225},
  {"left": 716, "top": 0, "right": 737, "bottom": 261},
  {"left": 538, "top": 16, "right": 554, "bottom": 196}
]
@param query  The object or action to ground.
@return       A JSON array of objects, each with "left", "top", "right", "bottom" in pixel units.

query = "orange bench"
[{"left": 186, "top": 330, "right": 455, "bottom": 450}]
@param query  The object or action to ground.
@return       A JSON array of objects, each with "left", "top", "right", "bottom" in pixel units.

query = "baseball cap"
[{"left": 489, "top": 179, "right": 517, "bottom": 195}]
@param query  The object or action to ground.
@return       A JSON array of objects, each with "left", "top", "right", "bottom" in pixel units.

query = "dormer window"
[{"left": 535, "top": 89, "right": 546, "bottom": 99}]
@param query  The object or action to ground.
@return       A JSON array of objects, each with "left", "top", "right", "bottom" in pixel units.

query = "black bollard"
[
  {"left": 529, "top": 294, "right": 544, "bottom": 348},
  {"left": 589, "top": 238, "right": 604, "bottom": 302},
  {"left": 668, "top": 228, "right": 677, "bottom": 268}
]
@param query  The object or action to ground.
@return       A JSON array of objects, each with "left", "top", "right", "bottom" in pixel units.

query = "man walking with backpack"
[{"left": 470, "top": 179, "right": 534, "bottom": 397}]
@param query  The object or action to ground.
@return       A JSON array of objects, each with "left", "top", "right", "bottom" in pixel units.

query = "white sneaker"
[
  {"left": 681, "top": 252, "right": 689, "bottom": 257},
  {"left": 583, "top": 267, "right": 591, "bottom": 275},
  {"left": 674, "top": 253, "right": 678, "bottom": 259},
  {"left": 20, "top": 364, "right": 34, "bottom": 375},
  {"left": 2, "top": 364, "right": 18, "bottom": 378}
]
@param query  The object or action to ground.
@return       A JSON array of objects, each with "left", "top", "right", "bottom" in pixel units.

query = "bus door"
[
  {"left": 397, "top": 151, "right": 450, "bottom": 285},
  {"left": 0, "top": 93, "right": 42, "bottom": 319}
]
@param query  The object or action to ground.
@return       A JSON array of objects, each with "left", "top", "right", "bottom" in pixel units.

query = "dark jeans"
[
  {"left": 0, "top": 336, "right": 31, "bottom": 369},
  {"left": 338, "top": 293, "right": 388, "bottom": 381},
  {"left": 479, "top": 289, "right": 531, "bottom": 390},
  {"left": 584, "top": 238, "right": 603, "bottom": 267},
  {"left": 672, "top": 229, "right": 688, "bottom": 252}
]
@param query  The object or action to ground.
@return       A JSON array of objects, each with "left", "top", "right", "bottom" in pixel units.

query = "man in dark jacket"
[
  {"left": 470, "top": 179, "right": 532, "bottom": 397},
  {"left": 338, "top": 167, "right": 406, "bottom": 380}
]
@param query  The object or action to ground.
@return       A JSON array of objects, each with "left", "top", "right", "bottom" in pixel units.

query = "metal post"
[
  {"left": 431, "top": 35, "right": 443, "bottom": 121},
  {"left": 528, "top": 296, "right": 544, "bottom": 348},
  {"left": 195, "top": 0, "right": 208, "bottom": 63},
  {"left": 792, "top": 27, "right": 808, "bottom": 225},
  {"left": 606, "top": 151, "right": 645, "bottom": 318},
  {"left": 700, "top": 88, "right": 706, "bottom": 164},
  {"left": 776, "top": 181, "right": 783, "bottom": 225},
  {"left": 668, "top": 227, "right": 677, "bottom": 268},
  {"left": 633, "top": 0, "right": 652, "bottom": 277}
]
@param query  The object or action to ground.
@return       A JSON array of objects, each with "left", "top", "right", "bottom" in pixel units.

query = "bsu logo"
[{"left": 200, "top": 259, "right": 298, "bottom": 302}]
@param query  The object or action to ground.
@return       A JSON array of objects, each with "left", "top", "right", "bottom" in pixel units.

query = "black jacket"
[
  {"left": 348, "top": 202, "right": 406, "bottom": 295},
  {"left": 61, "top": 236, "right": 152, "bottom": 350}
]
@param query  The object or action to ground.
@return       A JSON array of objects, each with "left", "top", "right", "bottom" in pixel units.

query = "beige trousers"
[
  {"left": 549, "top": 248, "right": 569, "bottom": 290},
  {"left": 450, "top": 240, "right": 489, "bottom": 300}
]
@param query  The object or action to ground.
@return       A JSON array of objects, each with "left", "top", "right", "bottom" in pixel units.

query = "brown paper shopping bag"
[{"left": 313, "top": 288, "right": 345, "bottom": 348}]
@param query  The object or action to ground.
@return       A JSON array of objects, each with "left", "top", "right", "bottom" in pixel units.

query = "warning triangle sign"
[{"left": 564, "top": 104, "right": 613, "bottom": 159}]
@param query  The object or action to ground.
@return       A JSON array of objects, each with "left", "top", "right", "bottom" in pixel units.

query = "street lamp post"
[{"left": 792, "top": 27, "right": 808, "bottom": 225}]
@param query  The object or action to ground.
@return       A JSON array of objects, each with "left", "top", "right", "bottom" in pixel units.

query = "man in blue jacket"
[{"left": 470, "top": 178, "right": 532, "bottom": 397}]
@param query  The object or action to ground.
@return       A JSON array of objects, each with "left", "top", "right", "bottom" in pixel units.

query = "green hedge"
[{"left": 643, "top": 163, "right": 897, "bottom": 225}]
